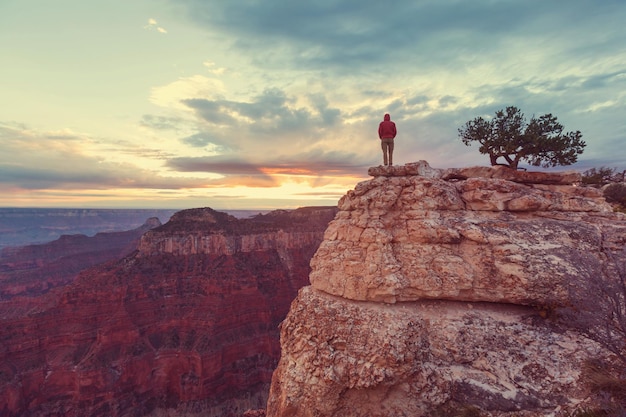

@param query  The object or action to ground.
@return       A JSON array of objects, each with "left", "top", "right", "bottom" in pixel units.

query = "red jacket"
[{"left": 378, "top": 114, "right": 397, "bottom": 139}]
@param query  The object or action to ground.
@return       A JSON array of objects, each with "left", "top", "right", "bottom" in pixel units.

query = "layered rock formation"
[
  {"left": 0, "top": 206, "right": 337, "bottom": 417},
  {"left": 267, "top": 161, "right": 626, "bottom": 417}
]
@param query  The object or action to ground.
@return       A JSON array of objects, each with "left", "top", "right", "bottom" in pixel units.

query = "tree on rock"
[{"left": 458, "top": 106, "right": 586, "bottom": 169}]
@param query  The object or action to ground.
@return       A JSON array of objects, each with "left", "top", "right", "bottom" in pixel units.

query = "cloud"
[
  {"left": 144, "top": 17, "right": 168, "bottom": 34},
  {"left": 203, "top": 61, "right": 227, "bottom": 75},
  {"left": 140, "top": 114, "right": 186, "bottom": 131},
  {"left": 167, "top": 156, "right": 269, "bottom": 176},
  {"left": 150, "top": 75, "right": 226, "bottom": 109},
  {"left": 0, "top": 123, "right": 208, "bottom": 191},
  {"left": 175, "top": 0, "right": 624, "bottom": 75},
  {"left": 167, "top": 149, "right": 368, "bottom": 177},
  {"left": 137, "top": 0, "right": 624, "bottom": 178},
  {"left": 175, "top": 87, "right": 347, "bottom": 156},
  {"left": 180, "top": 132, "right": 231, "bottom": 150}
]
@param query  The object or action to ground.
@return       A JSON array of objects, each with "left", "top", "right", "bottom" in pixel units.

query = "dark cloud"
[
  {"left": 44, "top": 132, "right": 83, "bottom": 141},
  {"left": 182, "top": 88, "right": 340, "bottom": 134},
  {"left": 580, "top": 70, "right": 626, "bottom": 90},
  {"left": 308, "top": 93, "right": 341, "bottom": 125},
  {"left": 181, "top": 132, "right": 232, "bottom": 150},
  {"left": 140, "top": 114, "right": 186, "bottom": 131},
  {"left": 166, "top": 157, "right": 280, "bottom": 187},
  {"left": 0, "top": 162, "right": 212, "bottom": 191},
  {"left": 182, "top": 99, "right": 236, "bottom": 125},
  {"left": 176, "top": 88, "right": 347, "bottom": 161},
  {"left": 167, "top": 157, "right": 269, "bottom": 175},
  {"left": 148, "top": 0, "right": 626, "bottom": 175},
  {"left": 175, "top": 0, "right": 621, "bottom": 72},
  {"left": 0, "top": 124, "right": 212, "bottom": 191},
  {"left": 286, "top": 148, "right": 371, "bottom": 175},
  {"left": 0, "top": 165, "right": 114, "bottom": 190},
  {"left": 167, "top": 149, "right": 370, "bottom": 178}
]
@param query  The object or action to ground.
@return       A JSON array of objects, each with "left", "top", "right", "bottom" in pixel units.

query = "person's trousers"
[{"left": 381, "top": 138, "right": 394, "bottom": 165}]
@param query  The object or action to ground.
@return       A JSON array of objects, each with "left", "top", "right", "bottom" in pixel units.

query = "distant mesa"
[
  {"left": 0, "top": 208, "right": 178, "bottom": 249},
  {"left": 0, "top": 216, "right": 164, "bottom": 299}
]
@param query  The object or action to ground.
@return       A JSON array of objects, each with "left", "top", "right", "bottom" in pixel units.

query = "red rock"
[
  {"left": 268, "top": 164, "right": 626, "bottom": 417},
  {"left": 0, "top": 206, "right": 337, "bottom": 417}
]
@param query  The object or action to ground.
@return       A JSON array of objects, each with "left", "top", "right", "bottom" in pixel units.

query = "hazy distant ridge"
[{"left": 0, "top": 208, "right": 180, "bottom": 248}]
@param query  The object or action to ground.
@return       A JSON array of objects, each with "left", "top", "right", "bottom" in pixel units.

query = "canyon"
[
  {"left": 267, "top": 161, "right": 626, "bottom": 417},
  {"left": 2, "top": 160, "right": 625, "bottom": 417},
  {"left": 0, "top": 206, "right": 337, "bottom": 417},
  {"left": 1, "top": 217, "right": 162, "bottom": 299}
]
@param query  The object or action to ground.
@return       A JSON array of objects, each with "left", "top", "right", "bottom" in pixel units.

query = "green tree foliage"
[
  {"left": 604, "top": 183, "right": 626, "bottom": 209},
  {"left": 582, "top": 167, "right": 625, "bottom": 186},
  {"left": 582, "top": 167, "right": 626, "bottom": 212},
  {"left": 458, "top": 106, "right": 586, "bottom": 169}
]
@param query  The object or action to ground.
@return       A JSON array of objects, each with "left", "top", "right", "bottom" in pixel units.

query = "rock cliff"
[
  {"left": 267, "top": 161, "right": 626, "bottom": 417},
  {"left": 0, "top": 206, "right": 337, "bottom": 417}
]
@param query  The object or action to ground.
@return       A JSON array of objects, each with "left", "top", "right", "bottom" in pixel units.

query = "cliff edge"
[{"left": 266, "top": 161, "right": 626, "bottom": 417}]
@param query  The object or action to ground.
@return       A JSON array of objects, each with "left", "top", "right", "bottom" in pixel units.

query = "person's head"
[{"left": 384, "top": 113, "right": 391, "bottom": 121}]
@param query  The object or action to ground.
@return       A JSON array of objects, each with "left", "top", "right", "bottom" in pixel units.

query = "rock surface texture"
[
  {"left": 267, "top": 161, "right": 626, "bottom": 417},
  {"left": 0, "top": 206, "right": 337, "bottom": 417}
]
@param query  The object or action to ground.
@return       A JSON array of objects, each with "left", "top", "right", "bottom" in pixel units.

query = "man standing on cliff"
[{"left": 378, "top": 113, "right": 397, "bottom": 166}]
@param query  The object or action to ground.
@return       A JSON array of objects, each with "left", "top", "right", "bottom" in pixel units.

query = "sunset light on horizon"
[{"left": 1, "top": 1, "right": 625, "bottom": 210}]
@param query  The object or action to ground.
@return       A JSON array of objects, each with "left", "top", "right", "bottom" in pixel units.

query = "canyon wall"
[
  {"left": 0, "top": 206, "right": 337, "bottom": 417},
  {"left": 267, "top": 161, "right": 626, "bottom": 417}
]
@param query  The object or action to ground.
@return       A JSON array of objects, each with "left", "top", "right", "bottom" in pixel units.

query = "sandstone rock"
[
  {"left": 441, "top": 164, "right": 582, "bottom": 185},
  {"left": 267, "top": 162, "right": 626, "bottom": 417},
  {"left": 138, "top": 207, "right": 335, "bottom": 257},
  {"left": 267, "top": 287, "right": 598, "bottom": 417},
  {"left": 369, "top": 160, "right": 582, "bottom": 185},
  {"left": 368, "top": 160, "right": 444, "bottom": 178},
  {"left": 311, "top": 163, "right": 623, "bottom": 305}
]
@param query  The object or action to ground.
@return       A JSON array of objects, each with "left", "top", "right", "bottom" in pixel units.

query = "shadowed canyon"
[{"left": 1, "top": 207, "right": 337, "bottom": 417}]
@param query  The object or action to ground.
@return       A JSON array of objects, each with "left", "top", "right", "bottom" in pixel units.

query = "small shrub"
[
  {"left": 603, "top": 183, "right": 626, "bottom": 210},
  {"left": 582, "top": 167, "right": 625, "bottom": 186},
  {"left": 566, "top": 359, "right": 626, "bottom": 416},
  {"left": 582, "top": 359, "right": 626, "bottom": 398}
]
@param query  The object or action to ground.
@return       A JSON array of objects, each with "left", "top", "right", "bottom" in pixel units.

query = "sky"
[{"left": 1, "top": 0, "right": 625, "bottom": 210}]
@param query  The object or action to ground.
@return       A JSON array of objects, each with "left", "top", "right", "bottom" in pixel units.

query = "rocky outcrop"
[
  {"left": 0, "top": 206, "right": 337, "bottom": 417},
  {"left": 311, "top": 162, "right": 618, "bottom": 306},
  {"left": 267, "top": 162, "right": 626, "bottom": 417},
  {"left": 138, "top": 208, "right": 331, "bottom": 257}
]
